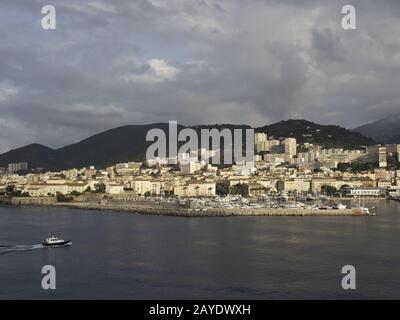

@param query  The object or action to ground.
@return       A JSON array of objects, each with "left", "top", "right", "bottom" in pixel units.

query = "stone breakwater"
[{"left": 52, "top": 202, "right": 359, "bottom": 217}]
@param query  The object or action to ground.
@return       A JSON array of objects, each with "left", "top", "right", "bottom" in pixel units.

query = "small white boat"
[
  {"left": 42, "top": 236, "right": 71, "bottom": 247},
  {"left": 362, "top": 207, "right": 376, "bottom": 216},
  {"left": 333, "top": 203, "right": 347, "bottom": 210}
]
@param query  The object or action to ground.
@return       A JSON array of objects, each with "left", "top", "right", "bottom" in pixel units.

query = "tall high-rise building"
[
  {"left": 254, "top": 133, "right": 268, "bottom": 153},
  {"left": 379, "top": 147, "right": 387, "bottom": 168},
  {"left": 397, "top": 145, "right": 400, "bottom": 162},
  {"left": 283, "top": 138, "right": 297, "bottom": 157},
  {"left": 387, "top": 144, "right": 400, "bottom": 162},
  {"left": 7, "top": 162, "right": 28, "bottom": 173},
  {"left": 255, "top": 133, "right": 267, "bottom": 143}
]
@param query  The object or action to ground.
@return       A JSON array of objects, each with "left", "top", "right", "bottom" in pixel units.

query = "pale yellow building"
[
  {"left": 277, "top": 179, "right": 310, "bottom": 193},
  {"left": 130, "top": 178, "right": 165, "bottom": 196},
  {"left": 174, "top": 181, "right": 216, "bottom": 197},
  {"left": 25, "top": 182, "right": 89, "bottom": 196}
]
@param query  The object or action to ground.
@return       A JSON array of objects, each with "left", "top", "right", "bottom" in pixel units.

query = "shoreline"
[
  {"left": 25, "top": 201, "right": 363, "bottom": 217},
  {"left": 0, "top": 195, "right": 381, "bottom": 217}
]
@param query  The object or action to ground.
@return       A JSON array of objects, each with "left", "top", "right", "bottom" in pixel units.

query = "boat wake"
[{"left": 0, "top": 244, "right": 44, "bottom": 255}]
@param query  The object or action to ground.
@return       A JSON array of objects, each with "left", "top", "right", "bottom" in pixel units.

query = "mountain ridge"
[
  {"left": 0, "top": 120, "right": 375, "bottom": 171},
  {"left": 353, "top": 112, "right": 400, "bottom": 144}
]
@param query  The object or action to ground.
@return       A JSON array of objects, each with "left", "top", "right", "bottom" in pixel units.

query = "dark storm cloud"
[{"left": 0, "top": 0, "right": 400, "bottom": 152}]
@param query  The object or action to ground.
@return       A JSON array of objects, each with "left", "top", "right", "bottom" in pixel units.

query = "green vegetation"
[
  {"left": 84, "top": 183, "right": 105, "bottom": 193},
  {"left": 3, "top": 185, "right": 30, "bottom": 197},
  {"left": 230, "top": 183, "right": 249, "bottom": 197},
  {"left": 387, "top": 155, "right": 400, "bottom": 170},
  {"left": 259, "top": 119, "right": 375, "bottom": 149},
  {"left": 70, "top": 191, "right": 81, "bottom": 197},
  {"left": 56, "top": 193, "right": 73, "bottom": 202},
  {"left": 19, "top": 192, "right": 31, "bottom": 197},
  {"left": 0, "top": 120, "right": 375, "bottom": 171},
  {"left": 321, "top": 185, "right": 337, "bottom": 196},
  {"left": 216, "top": 181, "right": 230, "bottom": 196},
  {"left": 337, "top": 162, "right": 379, "bottom": 172},
  {"left": 5, "top": 185, "right": 16, "bottom": 194},
  {"left": 340, "top": 184, "right": 351, "bottom": 191},
  {"left": 94, "top": 183, "right": 106, "bottom": 193}
]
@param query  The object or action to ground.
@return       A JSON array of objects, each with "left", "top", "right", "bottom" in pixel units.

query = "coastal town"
[{"left": 1, "top": 132, "right": 400, "bottom": 216}]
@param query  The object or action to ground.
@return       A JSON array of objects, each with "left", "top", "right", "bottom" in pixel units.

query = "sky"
[{"left": 1, "top": 0, "right": 400, "bottom": 153}]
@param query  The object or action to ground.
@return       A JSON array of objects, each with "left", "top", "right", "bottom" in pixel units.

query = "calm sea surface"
[{"left": 1, "top": 200, "right": 400, "bottom": 299}]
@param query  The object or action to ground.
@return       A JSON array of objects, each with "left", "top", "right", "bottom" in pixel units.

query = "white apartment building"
[
  {"left": 105, "top": 183, "right": 125, "bottom": 195},
  {"left": 283, "top": 138, "right": 297, "bottom": 157},
  {"left": 342, "top": 187, "right": 382, "bottom": 197}
]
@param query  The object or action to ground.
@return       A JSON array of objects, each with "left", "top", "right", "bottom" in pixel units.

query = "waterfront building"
[
  {"left": 377, "top": 180, "right": 392, "bottom": 189},
  {"left": 105, "top": 183, "right": 125, "bottom": 195},
  {"left": 341, "top": 187, "right": 383, "bottom": 197},
  {"left": 174, "top": 181, "right": 216, "bottom": 197},
  {"left": 130, "top": 178, "right": 165, "bottom": 196},
  {"left": 24, "top": 182, "right": 89, "bottom": 196},
  {"left": 310, "top": 178, "right": 344, "bottom": 193},
  {"left": 277, "top": 179, "right": 311, "bottom": 193}
]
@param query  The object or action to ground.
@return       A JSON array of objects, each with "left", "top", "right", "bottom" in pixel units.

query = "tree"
[
  {"left": 144, "top": 191, "right": 151, "bottom": 197},
  {"left": 337, "top": 162, "right": 378, "bottom": 172},
  {"left": 321, "top": 185, "right": 337, "bottom": 196},
  {"left": 94, "top": 183, "right": 106, "bottom": 193},
  {"left": 230, "top": 183, "right": 249, "bottom": 197},
  {"left": 56, "top": 193, "right": 73, "bottom": 203},
  {"left": 337, "top": 163, "right": 351, "bottom": 172},
  {"left": 5, "top": 185, "right": 16, "bottom": 195},
  {"left": 387, "top": 155, "right": 400, "bottom": 170},
  {"left": 13, "top": 190, "right": 23, "bottom": 197},
  {"left": 70, "top": 191, "right": 81, "bottom": 197},
  {"left": 216, "top": 181, "right": 229, "bottom": 196}
]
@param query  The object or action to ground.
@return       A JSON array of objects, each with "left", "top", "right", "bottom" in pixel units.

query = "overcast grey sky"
[{"left": 1, "top": 0, "right": 400, "bottom": 153}]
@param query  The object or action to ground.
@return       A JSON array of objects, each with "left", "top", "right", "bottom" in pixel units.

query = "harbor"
[
  {"left": 0, "top": 191, "right": 380, "bottom": 217},
  {"left": 1, "top": 199, "right": 399, "bottom": 299}
]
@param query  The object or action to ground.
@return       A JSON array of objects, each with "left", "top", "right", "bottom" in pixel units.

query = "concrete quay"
[{"left": 53, "top": 202, "right": 358, "bottom": 217}]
